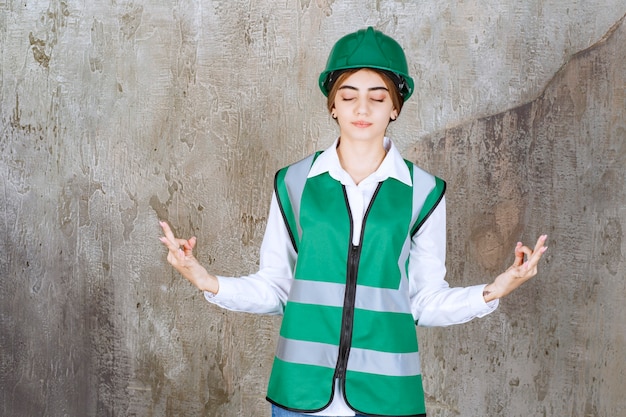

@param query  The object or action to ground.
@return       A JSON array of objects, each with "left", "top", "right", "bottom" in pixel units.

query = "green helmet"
[{"left": 318, "top": 26, "right": 414, "bottom": 100}]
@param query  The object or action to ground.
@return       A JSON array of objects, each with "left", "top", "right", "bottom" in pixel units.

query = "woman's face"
[{"left": 332, "top": 69, "right": 398, "bottom": 145}]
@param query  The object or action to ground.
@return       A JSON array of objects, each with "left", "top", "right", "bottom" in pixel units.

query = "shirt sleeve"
[
  {"left": 409, "top": 197, "right": 499, "bottom": 327},
  {"left": 203, "top": 192, "right": 295, "bottom": 315}
]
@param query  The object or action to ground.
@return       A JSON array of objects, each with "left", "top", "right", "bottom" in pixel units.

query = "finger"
[
  {"left": 159, "top": 236, "right": 181, "bottom": 252},
  {"left": 181, "top": 237, "right": 196, "bottom": 255},
  {"left": 513, "top": 242, "right": 524, "bottom": 266},
  {"left": 159, "top": 221, "right": 178, "bottom": 245},
  {"left": 528, "top": 235, "right": 548, "bottom": 262},
  {"left": 160, "top": 222, "right": 191, "bottom": 256},
  {"left": 533, "top": 234, "right": 548, "bottom": 253},
  {"left": 158, "top": 231, "right": 186, "bottom": 252},
  {"left": 523, "top": 237, "right": 548, "bottom": 271},
  {"left": 516, "top": 245, "right": 533, "bottom": 263},
  {"left": 174, "top": 238, "right": 190, "bottom": 247},
  {"left": 527, "top": 246, "right": 547, "bottom": 269},
  {"left": 518, "top": 242, "right": 533, "bottom": 255}
]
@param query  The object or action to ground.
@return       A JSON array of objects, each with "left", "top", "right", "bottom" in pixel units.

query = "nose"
[{"left": 355, "top": 96, "right": 369, "bottom": 116}]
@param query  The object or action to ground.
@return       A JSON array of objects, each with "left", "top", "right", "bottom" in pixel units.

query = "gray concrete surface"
[{"left": 1, "top": 1, "right": 625, "bottom": 416}]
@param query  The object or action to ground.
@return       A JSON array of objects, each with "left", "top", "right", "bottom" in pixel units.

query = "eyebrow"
[{"left": 338, "top": 85, "right": 389, "bottom": 92}]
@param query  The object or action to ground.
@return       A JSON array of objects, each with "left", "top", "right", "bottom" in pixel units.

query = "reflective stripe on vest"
[
  {"left": 276, "top": 336, "right": 421, "bottom": 377},
  {"left": 268, "top": 154, "right": 445, "bottom": 416}
]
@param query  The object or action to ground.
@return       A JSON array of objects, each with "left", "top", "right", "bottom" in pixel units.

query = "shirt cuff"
[
  {"left": 203, "top": 276, "right": 277, "bottom": 313},
  {"left": 470, "top": 284, "right": 499, "bottom": 317},
  {"left": 203, "top": 276, "right": 233, "bottom": 302}
]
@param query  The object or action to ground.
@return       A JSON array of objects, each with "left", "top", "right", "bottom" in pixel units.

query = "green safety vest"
[{"left": 266, "top": 152, "right": 446, "bottom": 417}]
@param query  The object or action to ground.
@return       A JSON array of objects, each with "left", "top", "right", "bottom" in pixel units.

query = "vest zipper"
[
  {"left": 334, "top": 183, "right": 383, "bottom": 383},
  {"left": 335, "top": 243, "right": 360, "bottom": 380}
]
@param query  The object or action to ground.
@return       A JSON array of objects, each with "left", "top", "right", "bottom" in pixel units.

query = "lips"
[{"left": 352, "top": 121, "right": 372, "bottom": 128}]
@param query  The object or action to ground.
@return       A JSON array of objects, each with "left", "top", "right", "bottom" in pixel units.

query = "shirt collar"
[{"left": 308, "top": 137, "right": 412, "bottom": 186}]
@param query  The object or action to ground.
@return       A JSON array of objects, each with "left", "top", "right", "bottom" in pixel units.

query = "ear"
[{"left": 390, "top": 110, "right": 398, "bottom": 121}]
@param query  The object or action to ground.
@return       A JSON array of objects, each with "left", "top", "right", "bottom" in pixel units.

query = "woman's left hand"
[{"left": 483, "top": 235, "right": 548, "bottom": 302}]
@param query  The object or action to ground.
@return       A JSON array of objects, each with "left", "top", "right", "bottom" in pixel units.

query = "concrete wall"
[{"left": 1, "top": 1, "right": 625, "bottom": 416}]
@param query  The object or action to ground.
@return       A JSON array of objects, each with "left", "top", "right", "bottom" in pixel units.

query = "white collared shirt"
[{"left": 206, "top": 137, "right": 498, "bottom": 416}]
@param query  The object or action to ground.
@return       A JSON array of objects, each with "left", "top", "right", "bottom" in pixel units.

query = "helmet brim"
[{"left": 318, "top": 66, "right": 414, "bottom": 101}]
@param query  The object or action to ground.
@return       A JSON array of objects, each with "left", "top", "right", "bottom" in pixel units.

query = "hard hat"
[{"left": 318, "top": 27, "right": 414, "bottom": 100}]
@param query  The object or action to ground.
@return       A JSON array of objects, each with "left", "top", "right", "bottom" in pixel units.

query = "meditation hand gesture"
[
  {"left": 159, "top": 221, "right": 219, "bottom": 293},
  {"left": 483, "top": 235, "right": 548, "bottom": 302}
]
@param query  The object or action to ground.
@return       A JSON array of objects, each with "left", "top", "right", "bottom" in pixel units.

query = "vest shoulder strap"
[
  {"left": 274, "top": 152, "right": 322, "bottom": 252},
  {"left": 408, "top": 161, "right": 446, "bottom": 237}
]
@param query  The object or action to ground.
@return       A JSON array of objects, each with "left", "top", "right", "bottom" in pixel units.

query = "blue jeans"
[{"left": 271, "top": 404, "right": 368, "bottom": 417}]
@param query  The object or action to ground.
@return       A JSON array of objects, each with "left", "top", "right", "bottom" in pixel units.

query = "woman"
[{"left": 159, "top": 27, "right": 547, "bottom": 417}]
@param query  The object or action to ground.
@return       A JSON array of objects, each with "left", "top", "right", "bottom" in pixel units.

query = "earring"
[{"left": 331, "top": 112, "right": 337, "bottom": 119}]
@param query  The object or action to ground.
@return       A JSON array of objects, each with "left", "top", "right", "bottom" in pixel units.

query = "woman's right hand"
[{"left": 159, "top": 221, "right": 219, "bottom": 294}]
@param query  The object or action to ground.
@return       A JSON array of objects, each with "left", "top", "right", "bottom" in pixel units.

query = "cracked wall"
[
  {"left": 409, "top": 15, "right": 626, "bottom": 416},
  {"left": 1, "top": 1, "right": 625, "bottom": 416}
]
